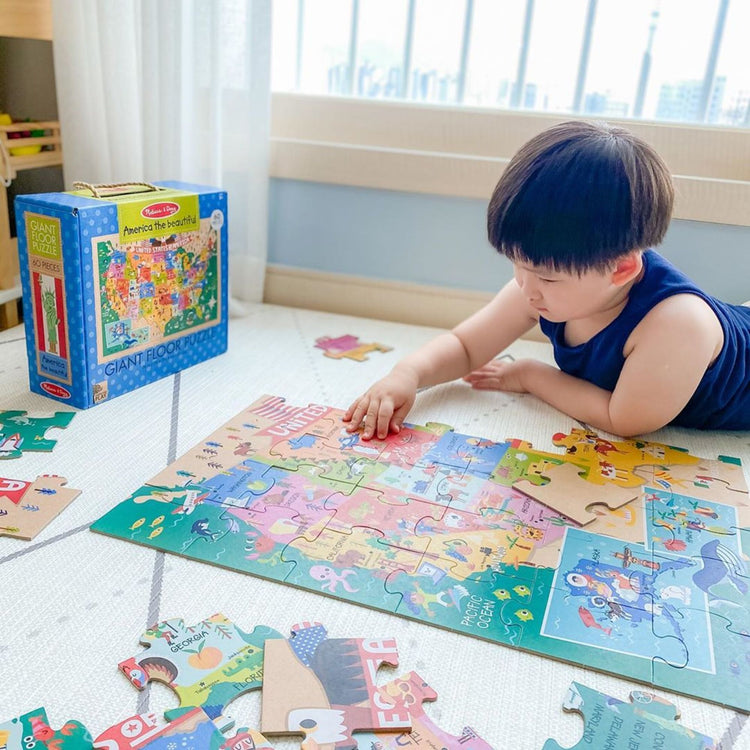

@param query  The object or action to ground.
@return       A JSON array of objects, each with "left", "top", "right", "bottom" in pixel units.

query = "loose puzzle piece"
[
  {"left": 119, "top": 613, "right": 282, "bottom": 721},
  {"left": 91, "top": 394, "right": 750, "bottom": 712},
  {"left": 314, "top": 335, "right": 392, "bottom": 362},
  {"left": 0, "top": 411, "right": 75, "bottom": 459},
  {"left": 93, "top": 707, "right": 276, "bottom": 750},
  {"left": 356, "top": 671, "right": 495, "bottom": 750},
  {"left": 0, "top": 475, "right": 81, "bottom": 540},
  {"left": 261, "top": 622, "right": 411, "bottom": 750},
  {"left": 543, "top": 682, "right": 717, "bottom": 749},
  {"left": 514, "top": 461, "right": 640, "bottom": 526},
  {"left": 0, "top": 707, "right": 92, "bottom": 749}
]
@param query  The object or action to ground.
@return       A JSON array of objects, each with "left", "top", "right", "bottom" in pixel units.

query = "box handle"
[{"left": 72, "top": 181, "right": 162, "bottom": 198}]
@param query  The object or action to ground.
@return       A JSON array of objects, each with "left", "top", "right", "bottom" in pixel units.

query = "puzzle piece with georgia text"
[
  {"left": 119, "top": 613, "right": 282, "bottom": 721},
  {"left": 0, "top": 410, "right": 75, "bottom": 459},
  {"left": 0, "top": 707, "right": 91, "bottom": 749}
]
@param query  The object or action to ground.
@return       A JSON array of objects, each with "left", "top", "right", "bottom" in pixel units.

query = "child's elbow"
[{"left": 607, "top": 410, "right": 669, "bottom": 439}]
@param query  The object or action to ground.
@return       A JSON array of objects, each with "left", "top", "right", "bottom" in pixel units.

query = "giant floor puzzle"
[{"left": 91, "top": 395, "right": 750, "bottom": 712}]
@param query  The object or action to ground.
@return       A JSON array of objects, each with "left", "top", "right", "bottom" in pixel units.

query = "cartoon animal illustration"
[
  {"left": 563, "top": 555, "right": 693, "bottom": 637},
  {"left": 693, "top": 539, "right": 748, "bottom": 596},
  {"left": 309, "top": 565, "right": 359, "bottom": 593},
  {"left": 578, "top": 606, "right": 612, "bottom": 636},
  {"left": 191, "top": 518, "right": 220, "bottom": 541}
]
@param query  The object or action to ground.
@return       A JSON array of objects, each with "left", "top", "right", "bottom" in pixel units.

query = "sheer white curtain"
[{"left": 51, "top": 0, "right": 271, "bottom": 305}]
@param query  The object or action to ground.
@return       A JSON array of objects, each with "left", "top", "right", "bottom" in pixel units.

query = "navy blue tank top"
[{"left": 539, "top": 250, "right": 750, "bottom": 430}]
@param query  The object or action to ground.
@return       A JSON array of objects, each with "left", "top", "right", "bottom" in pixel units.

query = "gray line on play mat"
[
  {"left": 0, "top": 523, "right": 89, "bottom": 565},
  {"left": 719, "top": 713, "right": 748, "bottom": 749},
  {"left": 0, "top": 337, "right": 24, "bottom": 346},
  {"left": 136, "top": 372, "right": 180, "bottom": 714}
]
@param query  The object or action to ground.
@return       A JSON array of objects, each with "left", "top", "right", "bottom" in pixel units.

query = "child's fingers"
[
  {"left": 346, "top": 398, "right": 370, "bottom": 432},
  {"left": 376, "top": 399, "right": 394, "bottom": 439},
  {"left": 390, "top": 403, "right": 411, "bottom": 434},
  {"left": 470, "top": 377, "right": 503, "bottom": 391},
  {"left": 362, "top": 400, "right": 381, "bottom": 440}
]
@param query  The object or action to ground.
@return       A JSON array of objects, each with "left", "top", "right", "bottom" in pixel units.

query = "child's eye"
[{"left": 539, "top": 278, "right": 557, "bottom": 283}]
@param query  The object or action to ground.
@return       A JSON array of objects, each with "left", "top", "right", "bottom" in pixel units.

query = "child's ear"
[{"left": 610, "top": 251, "right": 643, "bottom": 286}]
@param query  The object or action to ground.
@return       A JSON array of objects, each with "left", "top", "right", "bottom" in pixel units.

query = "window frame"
[{"left": 270, "top": 92, "right": 750, "bottom": 227}]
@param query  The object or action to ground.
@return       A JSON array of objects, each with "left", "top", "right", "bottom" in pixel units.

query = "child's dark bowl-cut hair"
[{"left": 487, "top": 120, "right": 674, "bottom": 273}]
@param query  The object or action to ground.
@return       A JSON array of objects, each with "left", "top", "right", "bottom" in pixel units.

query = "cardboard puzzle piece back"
[
  {"left": 91, "top": 394, "right": 750, "bottom": 712},
  {"left": 543, "top": 682, "right": 717, "bottom": 749},
  {"left": 0, "top": 707, "right": 91, "bottom": 749},
  {"left": 0, "top": 475, "right": 81, "bottom": 540},
  {"left": 119, "top": 613, "right": 282, "bottom": 721},
  {"left": 0, "top": 411, "right": 74, "bottom": 459},
  {"left": 261, "top": 622, "right": 411, "bottom": 750}
]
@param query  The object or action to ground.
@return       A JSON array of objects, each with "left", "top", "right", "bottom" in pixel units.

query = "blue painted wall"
[{"left": 268, "top": 179, "right": 750, "bottom": 304}]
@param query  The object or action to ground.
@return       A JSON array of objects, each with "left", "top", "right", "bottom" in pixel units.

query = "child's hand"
[
  {"left": 343, "top": 368, "right": 419, "bottom": 440},
  {"left": 462, "top": 358, "right": 529, "bottom": 393}
]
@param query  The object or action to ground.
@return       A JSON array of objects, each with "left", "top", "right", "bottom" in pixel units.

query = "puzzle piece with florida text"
[{"left": 119, "top": 613, "right": 282, "bottom": 721}]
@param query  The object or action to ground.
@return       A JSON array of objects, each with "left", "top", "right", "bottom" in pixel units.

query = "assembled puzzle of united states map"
[{"left": 92, "top": 394, "right": 750, "bottom": 712}]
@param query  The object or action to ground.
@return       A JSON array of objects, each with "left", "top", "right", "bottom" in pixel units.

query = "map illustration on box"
[{"left": 94, "top": 221, "right": 220, "bottom": 360}]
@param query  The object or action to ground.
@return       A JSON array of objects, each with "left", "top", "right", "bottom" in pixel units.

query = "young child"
[{"left": 343, "top": 120, "right": 750, "bottom": 438}]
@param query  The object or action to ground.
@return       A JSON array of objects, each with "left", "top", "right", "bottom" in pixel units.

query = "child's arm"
[
  {"left": 474, "top": 294, "right": 723, "bottom": 436},
  {"left": 343, "top": 279, "right": 537, "bottom": 439}
]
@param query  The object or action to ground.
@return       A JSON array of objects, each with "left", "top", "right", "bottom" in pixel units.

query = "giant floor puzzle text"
[{"left": 91, "top": 395, "right": 750, "bottom": 712}]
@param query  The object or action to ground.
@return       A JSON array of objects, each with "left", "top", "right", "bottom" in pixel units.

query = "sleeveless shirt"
[{"left": 539, "top": 250, "right": 750, "bottom": 430}]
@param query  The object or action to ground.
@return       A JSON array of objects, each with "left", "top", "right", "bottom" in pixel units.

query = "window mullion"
[
  {"left": 295, "top": 0, "right": 304, "bottom": 91},
  {"left": 698, "top": 0, "right": 729, "bottom": 123},
  {"left": 633, "top": 6, "right": 659, "bottom": 119},
  {"left": 456, "top": 0, "right": 474, "bottom": 105},
  {"left": 511, "top": 0, "right": 535, "bottom": 109},
  {"left": 401, "top": 0, "right": 416, "bottom": 99},
  {"left": 572, "top": 0, "right": 597, "bottom": 114},
  {"left": 347, "top": 0, "right": 360, "bottom": 96}
]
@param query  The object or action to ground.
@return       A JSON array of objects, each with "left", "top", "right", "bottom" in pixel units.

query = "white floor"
[{"left": 1, "top": 303, "right": 749, "bottom": 749}]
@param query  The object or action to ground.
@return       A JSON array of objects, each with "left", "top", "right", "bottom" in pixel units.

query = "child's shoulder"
[{"left": 630, "top": 293, "right": 724, "bottom": 356}]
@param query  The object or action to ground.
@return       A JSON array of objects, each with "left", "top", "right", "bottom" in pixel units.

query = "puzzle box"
[{"left": 15, "top": 181, "right": 228, "bottom": 408}]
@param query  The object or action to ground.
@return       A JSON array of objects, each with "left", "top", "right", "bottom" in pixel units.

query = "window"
[
  {"left": 272, "top": 0, "right": 750, "bottom": 128},
  {"left": 269, "top": 1, "right": 750, "bottom": 227}
]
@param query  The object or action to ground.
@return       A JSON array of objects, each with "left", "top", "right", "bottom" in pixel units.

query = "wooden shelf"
[
  {"left": 0, "top": 284, "right": 21, "bottom": 305},
  {"left": 0, "top": 0, "right": 57, "bottom": 329},
  {"left": 0, "top": 120, "right": 63, "bottom": 325},
  {"left": 0, "top": 0, "right": 53, "bottom": 41}
]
